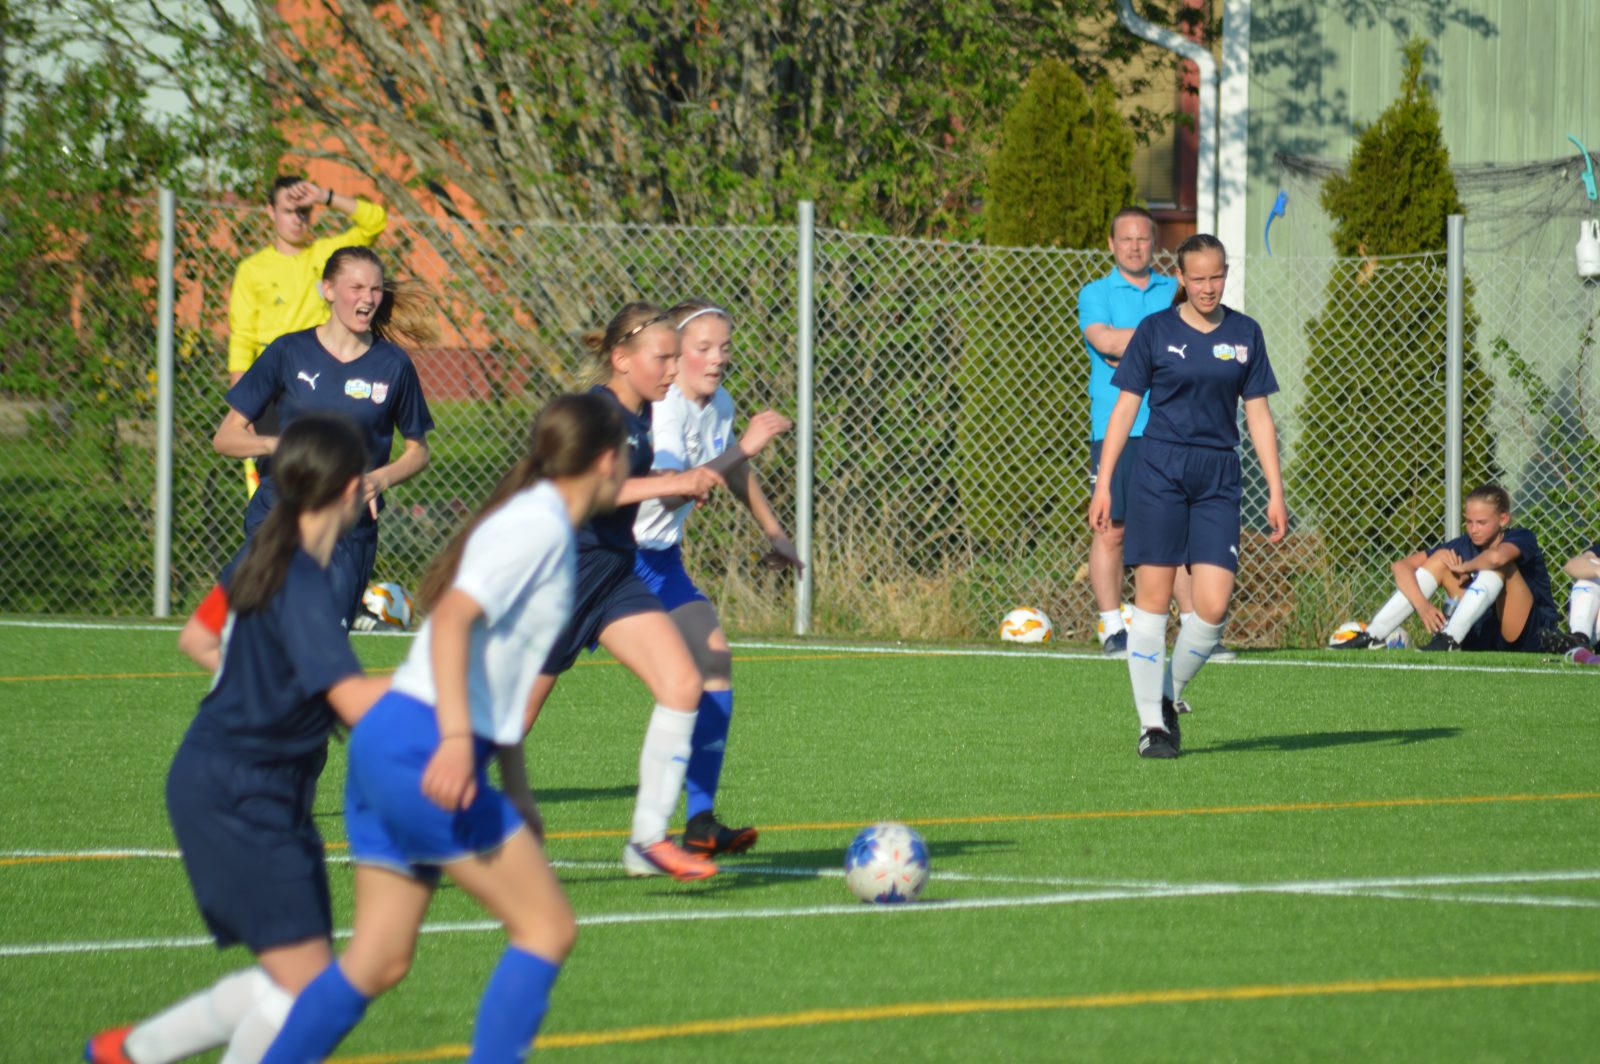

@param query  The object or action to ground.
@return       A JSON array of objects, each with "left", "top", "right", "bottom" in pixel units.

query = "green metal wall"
[{"left": 1245, "top": 0, "right": 1600, "bottom": 260}]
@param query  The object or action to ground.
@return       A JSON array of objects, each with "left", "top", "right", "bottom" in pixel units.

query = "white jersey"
[
  {"left": 633, "top": 384, "right": 736, "bottom": 550},
  {"left": 391, "top": 481, "right": 575, "bottom": 746}
]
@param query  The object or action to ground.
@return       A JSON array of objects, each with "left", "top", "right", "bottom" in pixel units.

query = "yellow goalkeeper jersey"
[{"left": 226, "top": 200, "right": 388, "bottom": 374}]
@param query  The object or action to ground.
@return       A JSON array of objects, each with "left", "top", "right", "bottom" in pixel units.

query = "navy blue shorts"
[
  {"left": 634, "top": 545, "right": 709, "bottom": 612},
  {"left": 1089, "top": 437, "right": 1143, "bottom": 524},
  {"left": 344, "top": 692, "right": 523, "bottom": 882},
  {"left": 541, "top": 547, "right": 663, "bottom": 675},
  {"left": 1122, "top": 437, "right": 1243, "bottom": 572},
  {"left": 166, "top": 741, "right": 331, "bottom": 952},
  {"left": 233, "top": 506, "right": 377, "bottom": 628}
]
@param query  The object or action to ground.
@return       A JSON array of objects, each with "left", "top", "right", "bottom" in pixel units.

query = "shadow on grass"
[
  {"left": 669, "top": 836, "right": 1015, "bottom": 897},
  {"left": 1186, "top": 726, "right": 1462, "bottom": 756}
]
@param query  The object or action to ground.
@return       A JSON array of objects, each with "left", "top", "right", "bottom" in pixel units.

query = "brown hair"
[
  {"left": 1467, "top": 483, "right": 1512, "bottom": 513},
  {"left": 415, "top": 393, "right": 628, "bottom": 614},
  {"left": 228, "top": 414, "right": 368, "bottom": 613},
  {"left": 1110, "top": 206, "right": 1157, "bottom": 235},
  {"left": 580, "top": 301, "right": 672, "bottom": 386},
  {"left": 322, "top": 246, "right": 441, "bottom": 349},
  {"left": 1170, "top": 232, "right": 1228, "bottom": 306},
  {"left": 269, "top": 175, "right": 306, "bottom": 206}
]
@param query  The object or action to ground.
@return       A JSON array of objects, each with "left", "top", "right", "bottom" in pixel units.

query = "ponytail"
[
  {"left": 228, "top": 414, "right": 369, "bottom": 613},
  {"left": 415, "top": 393, "right": 628, "bottom": 615}
]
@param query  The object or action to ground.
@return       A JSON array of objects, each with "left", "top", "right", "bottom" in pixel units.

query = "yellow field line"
[
  {"left": 9, "top": 792, "right": 1593, "bottom": 866},
  {"left": 333, "top": 970, "right": 1600, "bottom": 1061},
  {"left": 0, "top": 652, "right": 889, "bottom": 684},
  {"left": 539, "top": 790, "right": 1600, "bottom": 841}
]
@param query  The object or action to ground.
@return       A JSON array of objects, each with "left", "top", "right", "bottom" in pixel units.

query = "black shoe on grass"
[
  {"left": 1421, "top": 632, "right": 1461, "bottom": 652},
  {"left": 1540, "top": 628, "right": 1590, "bottom": 655},
  {"left": 1330, "top": 631, "right": 1380, "bottom": 650},
  {"left": 1160, "top": 696, "right": 1183, "bottom": 750},
  {"left": 1138, "top": 728, "right": 1179, "bottom": 759},
  {"left": 681, "top": 811, "right": 759, "bottom": 857}
]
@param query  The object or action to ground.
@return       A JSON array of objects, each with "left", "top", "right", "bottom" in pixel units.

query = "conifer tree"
[
  {"left": 958, "top": 61, "right": 1137, "bottom": 546},
  {"left": 1293, "top": 40, "right": 1494, "bottom": 576}
]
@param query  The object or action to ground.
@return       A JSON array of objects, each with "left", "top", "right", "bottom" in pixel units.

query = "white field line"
[
  {"left": 4, "top": 869, "right": 1596, "bottom": 960},
  {"left": 1, "top": 620, "right": 1588, "bottom": 677}
]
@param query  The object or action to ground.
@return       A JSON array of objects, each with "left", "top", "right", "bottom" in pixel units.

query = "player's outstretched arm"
[
  {"left": 615, "top": 466, "right": 724, "bottom": 508},
  {"left": 1243, "top": 396, "right": 1288, "bottom": 542},
  {"left": 213, "top": 408, "right": 277, "bottom": 459}
]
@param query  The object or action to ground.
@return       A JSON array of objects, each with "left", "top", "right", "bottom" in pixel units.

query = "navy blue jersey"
[
  {"left": 226, "top": 328, "right": 433, "bottom": 518},
  {"left": 576, "top": 384, "right": 653, "bottom": 554},
  {"left": 186, "top": 550, "right": 364, "bottom": 761},
  {"left": 1433, "top": 527, "right": 1558, "bottom": 623},
  {"left": 1112, "top": 306, "right": 1278, "bottom": 450}
]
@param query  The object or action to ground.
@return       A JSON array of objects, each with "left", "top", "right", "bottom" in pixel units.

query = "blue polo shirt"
[
  {"left": 1078, "top": 268, "right": 1177, "bottom": 440},
  {"left": 1432, "top": 527, "right": 1558, "bottom": 629},
  {"left": 1112, "top": 305, "right": 1278, "bottom": 450},
  {"left": 227, "top": 328, "right": 433, "bottom": 526},
  {"left": 576, "top": 384, "right": 654, "bottom": 554},
  {"left": 186, "top": 549, "right": 363, "bottom": 762}
]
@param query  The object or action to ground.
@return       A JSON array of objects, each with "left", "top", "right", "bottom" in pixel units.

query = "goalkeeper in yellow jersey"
[{"left": 229, "top": 176, "right": 388, "bottom": 495}]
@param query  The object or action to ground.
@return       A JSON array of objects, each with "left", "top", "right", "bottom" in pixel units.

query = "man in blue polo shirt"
[{"left": 1080, "top": 207, "right": 1228, "bottom": 659}]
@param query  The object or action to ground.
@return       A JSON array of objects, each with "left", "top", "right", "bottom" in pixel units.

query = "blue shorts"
[
  {"left": 231, "top": 508, "right": 377, "bottom": 628},
  {"left": 166, "top": 741, "right": 331, "bottom": 952},
  {"left": 1122, "top": 437, "right": 1243, "bottom": 572},
  {"left": 1089, "top": 437, "right": 1142, "bottom": 524},
  {"left": 634, "top": 545, "right": 709, "bottom": 612},
  {"left": 344, "top": 692, "right": 523, "bottom": 882},
  {"left": 541, "top": 547, "right": 663, "bottom": 675}
]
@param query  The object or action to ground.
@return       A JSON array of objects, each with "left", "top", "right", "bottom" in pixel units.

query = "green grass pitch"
[{"left": 1, "top": 621, "right": 1597, "bottom": 1061}]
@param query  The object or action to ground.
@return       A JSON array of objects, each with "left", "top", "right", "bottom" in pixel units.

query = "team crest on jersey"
[
  {"left": 1212, "top": 343, "right": 1235, "bottom": 361},
  {"left": 344, "top": 378, "right": 373, "bottom": 400},
  {"left": 1234, "top": 345, "right": 1249, "bottom": 364},
  {"left": 371, "top": 381, "right": 390, "bottom": 404}
]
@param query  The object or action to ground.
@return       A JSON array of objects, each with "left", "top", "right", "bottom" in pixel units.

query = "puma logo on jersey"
[
  {"left": 1229, "top": 545, "right": 1239, "bottom": 557},
  {"left": 297, "top": 371, "right": 320, "bottom": 390},
  {"left": 1167, "top": 344, "right": 1188, "bottom": 359}
]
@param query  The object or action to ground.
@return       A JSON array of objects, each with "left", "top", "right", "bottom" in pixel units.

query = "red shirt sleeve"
[{"left": 193, "top": 583, "right": 229, "bottom": 635}]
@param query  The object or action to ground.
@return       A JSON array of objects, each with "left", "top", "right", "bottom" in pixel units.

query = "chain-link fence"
[{"left": 4, "top": 194, "right": 1598, "bottom": 647}]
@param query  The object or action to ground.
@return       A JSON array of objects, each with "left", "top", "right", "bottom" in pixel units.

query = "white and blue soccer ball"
[
  {"left": 999, "top": 607, "right": 1053, "bottom": 644},
  {"left": 844, "top": 822, "right": 930, "bottom": 904},
  {"left": 359, "top": 582, "right": 414, "bottom": 631}
]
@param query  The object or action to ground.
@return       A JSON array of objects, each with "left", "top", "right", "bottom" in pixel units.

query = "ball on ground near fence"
[
  {"left": 845, "top": 822, "right": 930, "bottom": 903},
  {"left": 1327, "top": 621, "right": 1369, "bottom": 648},
  {"left": 1000, "top": 607, "right": 1053, "bottom": 644},
  {"left": 359, "top": 582, "right": 414, "bottom": 631}
]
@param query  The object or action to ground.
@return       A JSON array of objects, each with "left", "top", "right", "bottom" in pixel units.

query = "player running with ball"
[
  {"left": 1089, "top": 234, "right": 1288, "bottom": 759},
  {"left": 85, "top": 415, "right": 388, "bottom": 1064},
  {"left": 632, "top": 300, "right": 801, "bottom": 857},
  {"left": 260, "top": 394, "right": 629, "bottom": 1064}
]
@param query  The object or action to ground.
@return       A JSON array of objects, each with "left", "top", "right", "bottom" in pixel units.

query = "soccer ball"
[
  {"left": 360, "top": 582, "right": 414, "bottom": 631},
  {"left": 1385, "top": 628, "right": 1411, "bottom": 650},
  {"left": 1096, "top": 602, "right": 1135, "bottom": 641},
  {"left": 844, "top": 822, "right": 930, "bottom": 904},
  {"left": 1327, "top": 621, "right": 1368, "bottom": 648},
  {"left": 999, "top": 607, "right": 1053, "bottom": 644}
]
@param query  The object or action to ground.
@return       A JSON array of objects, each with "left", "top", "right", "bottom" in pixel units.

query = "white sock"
[
  {"left": 1444, "top": 570, "right": 1504, "bottom": 642},
  {"left": 1170, "top": 614, "right": 1223, "bottom": 701},
  {"left": 217, "top": 978, "right": 294, "bottom": 1064},
  {"left": 124, "top": 967, "right": 265, "bottom": 1063},
  {"left": 1368, "top": 568, "right": 1439, "bottom": 640},
  {"left": 1126, "top": 607, "right": 1167, "bottom": 733},
  {"left": 632, "top": 704, "right": 697, "bottom": 845},
  {"left": 1097, "top": 609, "right": 1125, "bottom": 642},
  {"left": 1571, "top": 579, "right": 1600, "bottom": 638}
]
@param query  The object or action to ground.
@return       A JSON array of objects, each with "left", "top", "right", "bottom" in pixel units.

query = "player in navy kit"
[
  {"left": 504, "top": 303, "right": 726, "bottom": 882},
  {"left": 1332, "top": 484, "right": 1558, "bottom": 653},
  {"left": 85, "top": 415, "right": 389, "bottom": 1064},
  {"left": 1089, "top": 234, "right": 1289, "bottom": 759},
  {"left": 632, "top": 301, "right": 800, "bottom": 857},
  {"left": 212, "top": 246, "right": 435, "bottom": 626},
  {"left": 260, "top": 394, "right": 629, "bottom": 1064}
]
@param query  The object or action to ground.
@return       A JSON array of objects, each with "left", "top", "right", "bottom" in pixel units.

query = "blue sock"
[
  {"left": 683, "top": 688, "right": 733, "bottom": 819},
  {"left": 259, "top": 962, "right": 369, "bottom": 1064},
  {"left": 469, "top": 946, "right": 562, "bottom": 1063}
]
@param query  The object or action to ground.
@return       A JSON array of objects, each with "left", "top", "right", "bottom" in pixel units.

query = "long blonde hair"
[{"left": 322, "top": 247, "right": 441, "bottom": 349}]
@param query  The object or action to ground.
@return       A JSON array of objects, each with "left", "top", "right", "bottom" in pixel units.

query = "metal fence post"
[
  {"left": 1445, "top": 214, "right": 1464, "bottom": 540},
  {"left": 153, "top": 188, "right": 176, "bottom": 617},
  {"left": 794, "top": 201, "right": 816, "bottom": 636}
]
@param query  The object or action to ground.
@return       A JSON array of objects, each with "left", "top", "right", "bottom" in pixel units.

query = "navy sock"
[
  {"left": 469, "top": 946, "right": 562, "bottom": 1063},
  {"left": 259, "top": 962, "right": 369, "bottom": 1064},
  {"left": 683, "top": 688, "right": 733, "bottom": 819}
]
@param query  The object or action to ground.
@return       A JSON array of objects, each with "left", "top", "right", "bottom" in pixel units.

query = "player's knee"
[
  {"left": 508, "top": 902, "right": 578, "bottom": 962},
  {"left": 369, "top": 951, "right": 414, "bottom": 994},
  {"left": 654, "top": 666, "right": 702, "bottom": 710},
  {"left": 1093, "top": 523, "right": 1125, "bottom": 549},
  {"left": 697, "top": 647, "right": 733, "bottom": 686}
]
